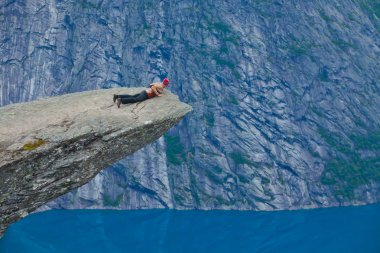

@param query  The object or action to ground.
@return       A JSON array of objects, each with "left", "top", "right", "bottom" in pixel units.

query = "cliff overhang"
[{"left": 0, "top": 87, "right": 192, "bottom": 238}]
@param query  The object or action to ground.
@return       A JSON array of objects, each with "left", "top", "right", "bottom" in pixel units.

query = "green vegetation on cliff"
[
  {"left": 165, "top": 134, "right": 186, "bottom": 165},
  {"left": 103, "top": 193, "right": 123, "bottom": 207},
  {"left": 319, "top": 127, "right": 380, "bottom": 200}
]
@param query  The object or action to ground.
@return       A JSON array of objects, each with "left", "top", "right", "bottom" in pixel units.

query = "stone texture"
[
  {"left": 1, "top": 0, "right": 380, "bottom": 216},
  {"left": 0, "top": 87, "right": 192, "bottom": 238}
]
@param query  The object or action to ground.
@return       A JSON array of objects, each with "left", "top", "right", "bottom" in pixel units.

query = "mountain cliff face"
[{"left": 1, "top": 0, "right": 380, "bottom": 211}]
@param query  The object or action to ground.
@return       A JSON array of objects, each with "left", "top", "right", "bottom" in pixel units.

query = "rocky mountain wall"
[{"left": 1, "top": 0, "right": 380, "bottom": 211}]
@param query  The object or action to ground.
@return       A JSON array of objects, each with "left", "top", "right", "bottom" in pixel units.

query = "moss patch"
[
  {"left": 288, "top": 44, "right": 309, "bottom": 56},
  {"left": 357, "top": 0, "right": 380, "bottom": 18},
  {"left": 319, "top": 127, "right": 380, "bottom": 200},
  {"left": 205, "top": 169, "right": 223, "bottom": 184},
  {"left": 76, "top": 0, "right": 98, "bottom": 9},
  {"left": 318, "top": 67, "right": 329, "bottom": 82},
  {"left": 356, "top": 0, "right": 380, "bottom": 32},
  {"left": 212, "top": 54, "right": 236, "bottom": 69},
  {"left": 228, "top": 96, "right": 239, "bottom": 105},
  {"left": 332, "top": 39, "right": 358, "bottom": 51},
  {"left": 165, "top": 134, "right": 186, "bottom": 165},
  {"left": 204, "top": 112, "right": 215, "bottom": 127},
  {"left": 22, "top": 139, "right": 46, "bottom": 151},
  {"left": 103, "top": 193, "right": 123, "bottom": 207},
  {"left": 261, "top": 177, "right": 271, "bottom": 185},
  {"left": 209, "top": 21, "right": 239, "bottom": 46},
  {"left": 230, "top": 151, "right": 257, "bottom": 167},
  {"left": 319, "top": 9, "right": 333, "bottom": 22}
]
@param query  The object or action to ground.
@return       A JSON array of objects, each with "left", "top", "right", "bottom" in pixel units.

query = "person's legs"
[
  {"left": 113, "top": 93, "right": 141, "bottom": 103},
  {"left": 121, "top": 91, "right": 148, "bottom": 103},
  {"left": 132, "top": 93, "right": 142, "bottom": 98},
  {"left": 118, "top": 94, "right": 139, "bottom": 98},
  {"left": 134, "top": 91, "right": 148, "bottom": 101},
  {"left": 117, "top": 91, "right": 148, "bottom": 108}
]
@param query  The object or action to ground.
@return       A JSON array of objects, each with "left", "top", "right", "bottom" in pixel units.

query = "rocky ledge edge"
[{"left": 0, "top": 87, "right": 192, "bottom": 238}]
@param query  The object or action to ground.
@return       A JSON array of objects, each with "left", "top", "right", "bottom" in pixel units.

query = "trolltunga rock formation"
[{"left": 0, "top": 87, "right": 192, "bottom": 238}]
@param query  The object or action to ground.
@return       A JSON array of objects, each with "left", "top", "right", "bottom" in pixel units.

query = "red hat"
[{"left": 163, "top": 78, "right": 169, "bottom": 86}]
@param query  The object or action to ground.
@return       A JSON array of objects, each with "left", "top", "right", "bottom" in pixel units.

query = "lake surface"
[{"left": 1, "top": 203, "right": 380, "bottom": 253}]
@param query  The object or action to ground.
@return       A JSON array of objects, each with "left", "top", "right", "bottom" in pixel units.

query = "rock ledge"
[{"left": 0, "top": 88, "right": 192, "bottom": 238}]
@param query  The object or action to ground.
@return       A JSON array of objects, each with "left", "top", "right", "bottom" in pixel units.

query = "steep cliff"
[
  {"left": 0, "top": 87, "right": 192, "bottom": 238},
  {"left": 1, "top": 0, "right": 380, "bottom": 211}
]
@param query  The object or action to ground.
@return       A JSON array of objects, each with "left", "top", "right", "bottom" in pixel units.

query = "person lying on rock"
[{"left": 113, "top": 78, "right": 169, "bottom": 108}]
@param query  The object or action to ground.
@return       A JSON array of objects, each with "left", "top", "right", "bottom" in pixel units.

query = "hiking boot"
[
  {"left": 113, "top": 94, "right": 118, "bottom": 103},
  {"left": 117, "top": 98, "right": 122, "bottom": 108}
]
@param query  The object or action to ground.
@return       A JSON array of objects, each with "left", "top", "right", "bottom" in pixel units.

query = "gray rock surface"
[
  {"left": 1, "top": 0, "right": 380, "bottom": 215},
  {"left": 0, "top": 87, "right": 192, "bottom": 238}
]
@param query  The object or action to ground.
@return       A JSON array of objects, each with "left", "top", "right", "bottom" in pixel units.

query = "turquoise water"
[{"left": 1, "top": 204, "right": 380, "bottom": 253}]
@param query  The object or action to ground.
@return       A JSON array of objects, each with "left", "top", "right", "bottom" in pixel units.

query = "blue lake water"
[{"left": 1, "top": 203, "right": 380, "bottom": 253}]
